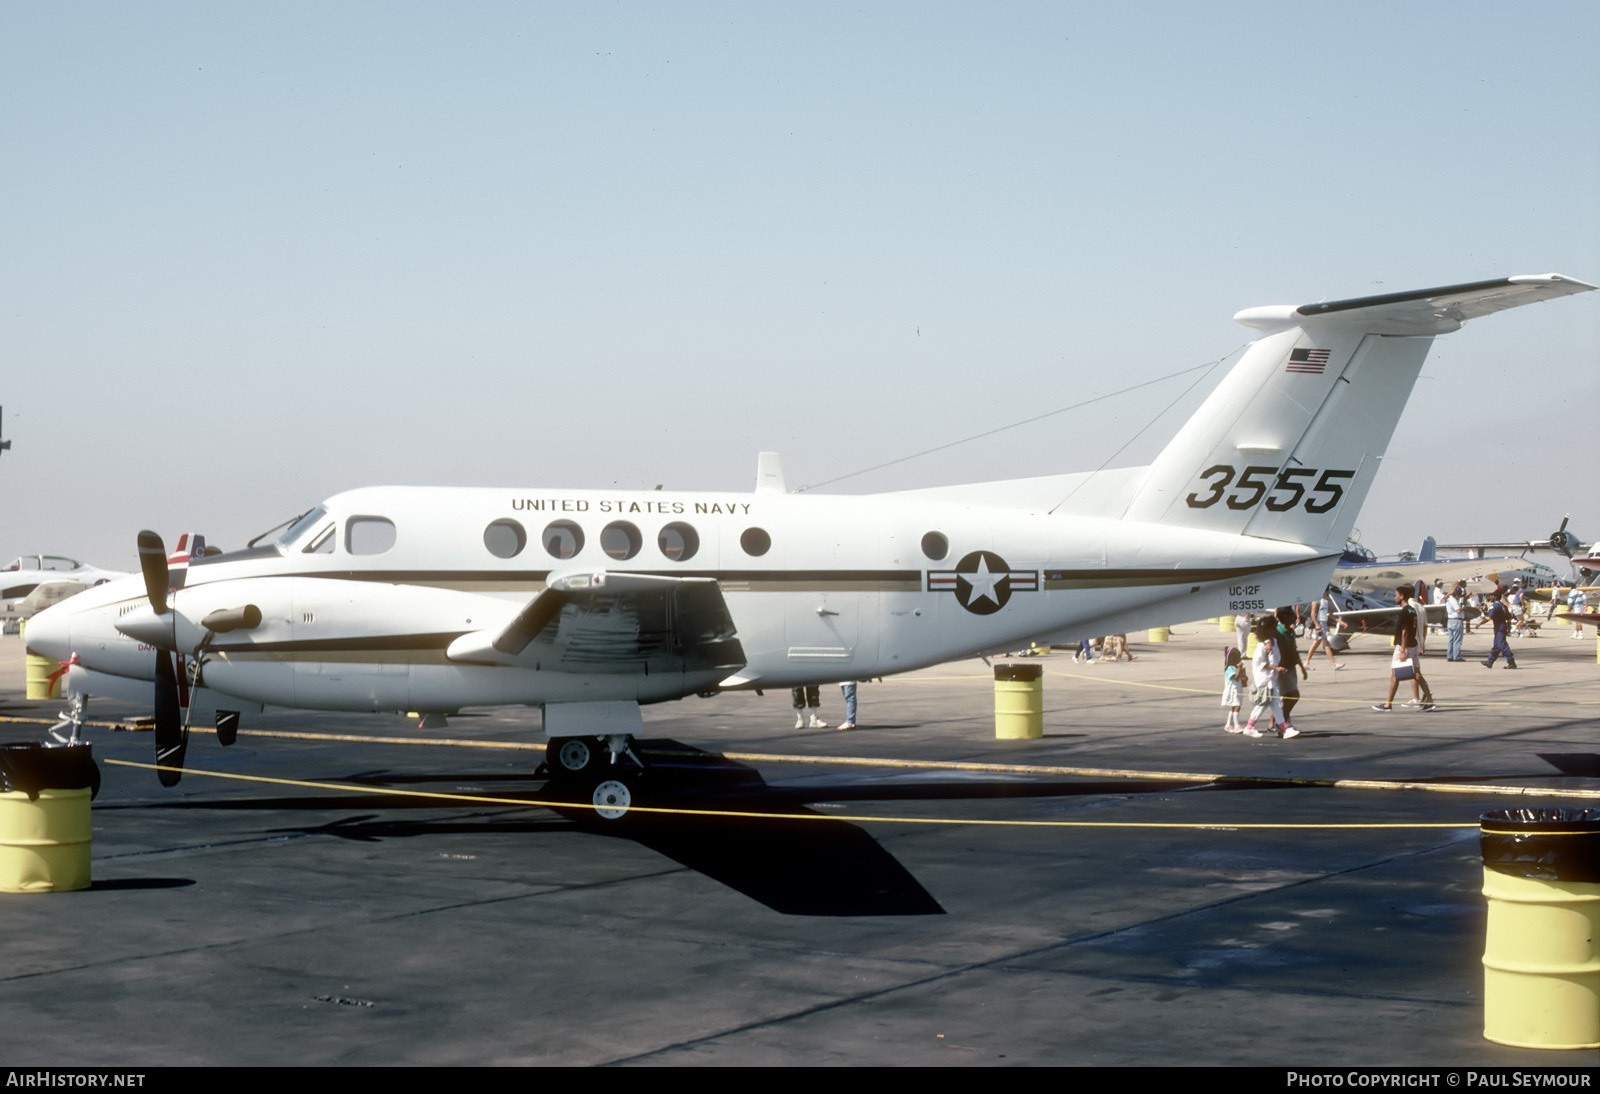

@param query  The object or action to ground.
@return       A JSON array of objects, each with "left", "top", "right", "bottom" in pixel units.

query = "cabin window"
[
  {"left": 658, "top": 522, "right": 700, "bottom": 562},
  {"left": 740, "top": 527, "right": 771, "bottom": 557},
  {"left": 921, "top": 532, "right": 948, "bottom": 561},
  {"left": 601, "top": 521, "right": 642, "bottom": 561},
  {"left": 543, "top": 520, "right": 584, "bottom": 560},
  {"left": 346, "top": 516, "right": 397, "bottom": 556},
  {"left": 279, "top": 507, "right": 328, "bottom": 549},
  {"left": 303, "top": 524, "right": 336, "bottom": 554},
  {"left": 483, "top": 519, "right": 527, "bottom": 559}
]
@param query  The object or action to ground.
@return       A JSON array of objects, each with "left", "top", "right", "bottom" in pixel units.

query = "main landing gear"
[
  {"left": 539, "top": 703, "right": 650, "bottom": 822},
  {"left": 542, "top": 733, "right": 647, "bottom": 822}
]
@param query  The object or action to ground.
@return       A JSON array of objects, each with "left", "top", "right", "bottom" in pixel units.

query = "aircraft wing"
[
  {"left": 1334, "top": 604, "right": 1480, "bottom": 633},
  {"left": 445, "top": 571, "right": 746, "bottom": 679},
  {"left": 1332, "top": 557, "right": 1511, "bottom": 592}
]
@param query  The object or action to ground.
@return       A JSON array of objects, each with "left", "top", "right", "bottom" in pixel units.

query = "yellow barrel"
[
  {"left": 1148, "top": 626, "right": 1170, "bottom": 643},
  {"left": 0, "top": 789, "right": 92, "bottom": 893},
  {"left": 0, "top": 743, "right": 97, "bottom": 894},
  {"left": 1246, "top": 631, "right": 1259, "bottom": 656},
  {"left": 1218, "top": 615, "right": 1234, "bottom": 633},
  {"left": 994, "top": 663, "right": 1043, "bottom": 740},
  {"left": 1480, "top": 809, "right": 1600, "bottom": 1049},
  {"left": 25, "top": 652, "right": 64, "bottom": 700}
]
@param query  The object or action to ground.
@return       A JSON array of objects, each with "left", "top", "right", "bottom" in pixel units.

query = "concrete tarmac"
[{"left": 1, "top": 621, "right": 1598, "bottom": 1067}]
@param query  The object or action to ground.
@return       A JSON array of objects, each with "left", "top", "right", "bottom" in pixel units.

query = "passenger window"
[
  {"left": 601, "top": 521, "right": 641, "bottom": 561},
  {"left": 303, "top": 524, "right": 336, "bottom": 554},
  {"left": 483, "top": 519, "right": 527, "bottom": 559},
  {"left": 543, "top": 520, "right": 584, "bottom": 560},
  {"left": 740, "top": 527, "right": 771, "bottom": 557},
  {"left": 658, "top": 522, "right": 699, "bottom": 562},
  {"left": 346, "top": 517, "right": 397, "bottom": 556},
  {"left": 921, "top": 532, "right": 949, "bottom": 561}
]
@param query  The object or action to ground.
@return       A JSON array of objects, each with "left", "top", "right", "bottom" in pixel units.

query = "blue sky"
[{"left": 3, "top": 1, "right": 1596, "bottom": 567}]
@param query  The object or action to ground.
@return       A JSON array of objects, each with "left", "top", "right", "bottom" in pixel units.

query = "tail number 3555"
[{"left": 1185, "top": 465, "right": 1355, "bottom": 513}]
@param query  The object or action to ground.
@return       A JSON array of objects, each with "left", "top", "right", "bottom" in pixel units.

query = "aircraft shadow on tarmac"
[
  {"left": 1538, "top": 752, "right": 1600, "bottom": 777},
  {"left": 114, "top": 740, "right": 1278, "bottom": 917}
]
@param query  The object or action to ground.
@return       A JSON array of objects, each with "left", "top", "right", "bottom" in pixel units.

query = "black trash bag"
[
  {"left": 1480, "top": 807, "right": 1600, "bottom": 883},
  {"left": 0, "top": 742, "right": 100, "bottom": 801}
]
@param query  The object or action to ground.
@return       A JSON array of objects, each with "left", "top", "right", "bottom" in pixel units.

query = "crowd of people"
[
  {"left": 1222, "top": 576, "right": 1585, "bottom": 738},
  {"left": 779, "top": 578, "right": 1587, "bottom": 737}
]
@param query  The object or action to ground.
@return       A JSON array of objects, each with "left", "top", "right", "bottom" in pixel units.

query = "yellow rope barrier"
[{"left": 101, "top": 758, "right": 1480, "bottom": 829}]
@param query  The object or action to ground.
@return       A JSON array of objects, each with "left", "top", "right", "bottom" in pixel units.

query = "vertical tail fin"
[{"left": 1122, "top": 274, "right": 1593, "bottom": 550}]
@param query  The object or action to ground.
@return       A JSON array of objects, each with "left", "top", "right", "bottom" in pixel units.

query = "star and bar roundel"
[{"left": 927, "top": 550, "right": 1038, "bottom": 615}]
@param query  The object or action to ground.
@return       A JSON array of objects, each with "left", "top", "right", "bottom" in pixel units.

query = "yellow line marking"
[
  {"left": 14, "top": 717, "right": 1600, "bottom": 801},
  {"left": 100, "top": 759, "right": 1475, "bottom": 829}
]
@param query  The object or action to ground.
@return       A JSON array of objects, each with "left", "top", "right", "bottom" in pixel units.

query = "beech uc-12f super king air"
[{"left": 25, "top": 274, "right": 1595, "bottom": 815}]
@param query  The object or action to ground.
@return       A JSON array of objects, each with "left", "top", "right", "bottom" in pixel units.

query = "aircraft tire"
[
  {"left": 591, "top": 777, "right": 636, "bottom": 823},
  {"left": 547, "top": 736, "right": 604, "bottom": 781}
]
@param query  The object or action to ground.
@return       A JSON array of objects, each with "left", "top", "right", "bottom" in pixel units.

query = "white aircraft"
[
  {"left": 24, "top": 273, "right": 1595, "bottom": 811},
  {"left": 1330, "top": 536, "right": 1525, "bottom": 594},
  {"left": 2, "top": 554, "right": 129, "bottom": 620}
]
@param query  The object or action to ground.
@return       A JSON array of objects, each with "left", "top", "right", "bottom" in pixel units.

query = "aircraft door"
[{"left": 785, "top": 591, "right": 861, "bottom": 668}]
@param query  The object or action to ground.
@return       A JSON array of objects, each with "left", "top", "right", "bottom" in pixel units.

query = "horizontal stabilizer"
[{"left": 1235, "top": 273, "right": 1595, "bottom": 335}]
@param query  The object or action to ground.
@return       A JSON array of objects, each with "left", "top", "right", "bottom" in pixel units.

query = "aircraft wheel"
[
  {"left": 591, "top": 778, "right": 635, "bottom": 822},
  {"left": 548, "top": 736, "right": 604, "bottom": 780}
]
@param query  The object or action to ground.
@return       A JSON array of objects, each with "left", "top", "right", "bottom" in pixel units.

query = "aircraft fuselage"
[{"left": 30, "top": 483, "right": 1329, "bottom": 715}]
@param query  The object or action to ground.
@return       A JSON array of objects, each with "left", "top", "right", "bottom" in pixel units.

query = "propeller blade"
[
  {"left": 136, "top": 530, "right": 170, "bottom": 614},
  {"left": 153, "top": 650, "right": 187, "bottom": 787}
]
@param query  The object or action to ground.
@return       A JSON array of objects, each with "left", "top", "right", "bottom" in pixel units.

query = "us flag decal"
[{"left": 1286, "top": 348, "right": 1331, "bottom": 374}]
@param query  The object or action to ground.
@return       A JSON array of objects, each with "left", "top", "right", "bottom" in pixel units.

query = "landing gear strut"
[{"left": 49, "top": 693, "right": 86, "bottom": 745}]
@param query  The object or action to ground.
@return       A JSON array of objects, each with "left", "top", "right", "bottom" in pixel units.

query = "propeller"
[
  {"left": 135, "top": 531, "right": 186, "bottom": 784},
  {"left": 136, "top": 529, "right": 169, "bottom": 614},
  {"left": 127, "top": 531, "right": 262, "bottom": 785},
  {"left": 1549, "top": 515, "right": 1581, "bottom": 558},
  {"left": 152, "top": 647, "right": 186, "bottom": 787}
]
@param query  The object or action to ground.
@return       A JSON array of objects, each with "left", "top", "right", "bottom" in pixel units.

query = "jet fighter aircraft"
[
  {"left": 25, "top": 273, "right": 1596, "bottom": 814},
  {"left": 2, "top": 554, "right": 128, "bottom": 620}
]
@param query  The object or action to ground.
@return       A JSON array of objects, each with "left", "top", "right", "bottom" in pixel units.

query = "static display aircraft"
[
  {"left": 1, "top": 555, "right": 128, "bottom": 620},
  {"left": 1330, "top": 536, "right": 1528, "bottom": 594},
  {"left": 1327, "top": 584, "right": 1478, "bottom": 642},
  {"left": 1439, "top": 515, "right": 1593, "bottom": 561},
  {"left": 25, "top": 273, "right": 1595, "bottom": 816}
]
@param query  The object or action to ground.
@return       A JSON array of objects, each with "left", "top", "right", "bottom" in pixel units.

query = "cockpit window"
[
  {"left": 347, "top": 517, "right": 397, "bottom": 556},
  {"left": 303, "top": 525, "right": 336, "bottom": 554},
  {"left": 277, "top": 507, "right": 328, "bottom": 549}
]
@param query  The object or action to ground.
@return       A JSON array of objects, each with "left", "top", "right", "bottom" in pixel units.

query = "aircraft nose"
[{"left": 24, "top": 600, "right": 72, "bottom": 661}]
